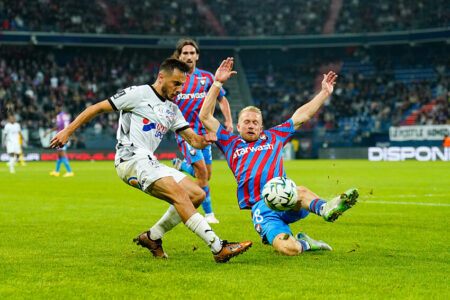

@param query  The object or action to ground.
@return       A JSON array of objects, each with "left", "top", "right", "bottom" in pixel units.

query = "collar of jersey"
[
  {"left": 190, "top": 67, "right": 201, "bottom": 77},
  {"left": 150, "top": 85, "right": 166, "bottom": 102}
]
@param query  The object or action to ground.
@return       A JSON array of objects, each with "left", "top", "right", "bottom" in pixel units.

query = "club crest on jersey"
[
  {"left": 199, "top": 77, "right": 206, "bottom": 86},
  {"left": 189, "top": 149, "right": 197, "bottom": 156},
  {"left": 260, "top": 133, "right": 268, "bottom": 140},
  {"left": 142, "top": 118, "right": 156, "bottom": 132}
]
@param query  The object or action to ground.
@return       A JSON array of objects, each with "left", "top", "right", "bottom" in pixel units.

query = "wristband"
[{"left": 213, "top": 81, "right": 223, "bottom": 88}]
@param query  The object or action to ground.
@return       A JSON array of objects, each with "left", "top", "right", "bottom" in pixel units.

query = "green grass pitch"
[{"left": 0, "top": 160, "right": 448, "bottom": 299}]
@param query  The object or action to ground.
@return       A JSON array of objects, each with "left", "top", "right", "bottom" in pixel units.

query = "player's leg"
[
  {"left": 50, "top": 149, "right": 63, "bottom": 176},
  {"left": 125, "top": 159, "right": 251, "bottom": 262},
  {"left": 202, "top": 147, "right": 219, "bottom": 223},
  {"left": 172, "top": 135, "right": 196, "bottom": 176},
  {"left": 148, "top": 176, "right": 205, "bottom": 243},
  {"left": 252, "top": 201, "right": 330, "bottom": 255},
  {"left": 59, "top": 148, "right": 74, "bottom": 177},
  {"left": 291, "top": 186, "right": 358, "bottom": 222},
  {"left": 192, "top": 159, "right": 217, "bottom": 223},
  {"left": 148, "top": 177, "right": 251, "bottom": 262},
  {"left": 252, "top": 201, "right": 331, "bottom": 256},
  {"left": 8, "top": 153, "right": 16, "bottom": 173}
]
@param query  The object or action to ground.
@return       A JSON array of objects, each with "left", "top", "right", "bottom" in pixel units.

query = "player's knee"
[
  {"left": 273, "top": 234, "right": 302, "bottom": 256},
  {"left": 191, "top": 187, "right": 206, "bottom": 208}
]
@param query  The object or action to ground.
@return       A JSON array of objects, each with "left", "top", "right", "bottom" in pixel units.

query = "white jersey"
[
  {"left": 4, "top": 122, "right": 21, "bottom": 144},
  {"left": 108, "top": 85, "right": 189, "bottom": 164}
]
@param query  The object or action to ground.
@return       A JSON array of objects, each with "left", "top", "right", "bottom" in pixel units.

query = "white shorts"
[
  {"left": 115, "top": 155, "right": 186, "bottom": 193},
  {"left": 6, "top": 142, "right": 21, "bottom": 154}
]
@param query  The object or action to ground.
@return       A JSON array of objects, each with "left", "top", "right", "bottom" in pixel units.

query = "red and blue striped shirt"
[
  {"left": 215, "top": 119, "right": 296, "bottom": 210},
  {"left": 174, "top": 67, "right": 226, "bottom": 137}
]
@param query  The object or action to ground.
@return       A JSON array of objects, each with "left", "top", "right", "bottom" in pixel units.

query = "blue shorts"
[
  {"left": 176, "top": 135, "right": 212, "bottom": 165},
  {"left": 251, "top": 200, "right": 309, "bottom": 245},
  {"left": 57, "top": 144, "right": 68, "bottom": 151}
]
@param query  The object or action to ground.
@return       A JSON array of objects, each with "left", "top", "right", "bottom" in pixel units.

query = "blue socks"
[
  {"left": 56, "top": 157, "right": 72, "bottom": 173},
  {"left": 309, "top": 198, "right": 326, "bottom": 216},
  {"left": 180, "top": 160, "right": 195, "bottom": 177},
  {"left": 201, "top": 186, "right": 213, "bottom": 214},
  {"left": 55, "top": 158, "right": 62, "bottom": 172}
]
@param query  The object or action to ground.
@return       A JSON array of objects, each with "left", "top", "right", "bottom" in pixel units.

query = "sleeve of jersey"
[
  {"left": 215, "top": 124, "right": 235, "bottom": 153},
  {"left": 108, "top": 86, "right": 141, "bottom": 111},
  {"left": 171, "top": 106, "right": 190, "bottom": 133},
  {"left": 266, "top": 119, "right": 296, "bottom": 146}
]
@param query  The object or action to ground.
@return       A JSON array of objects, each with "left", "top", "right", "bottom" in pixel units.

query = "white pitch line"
[{"left": 360, "top": 200, "right": 450, "bottom": 207}]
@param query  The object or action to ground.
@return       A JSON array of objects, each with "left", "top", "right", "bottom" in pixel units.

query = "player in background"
[
  {"left": 171, "top": 38, "right": 234, "bottom": 224},
  {"left": 44, "top": 106, "right": 74, "bottom": 177},
  {"left": 2, "top": 115, "right": 25, "bottom": 173},
  {"left": 49, "top": 58, "right": 251, "bottom": 263},
  {"left": 200, "top": 58, "right": 358, "bottom": 256}
]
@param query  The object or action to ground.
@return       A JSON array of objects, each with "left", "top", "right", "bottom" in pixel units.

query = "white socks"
[
  {"left": 9, "top": 156, "right": 16, "bottom": 173},
  {"left": 149, "top": 205, "right": 182, "bottom": 240},
  {"left": 185, "top": 213, "right": 222, "bottom": 253}
]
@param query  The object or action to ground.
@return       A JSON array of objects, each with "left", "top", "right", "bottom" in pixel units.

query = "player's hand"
[
  {"left": 214, "top": 57, "right": 237, "bottom": 84},
  {"left": 50, "top": 129, "right": 70, "bottom": 149},
  {"left": 224, "top": 121, "right": 234, "bottom": 133},
  {"left": 204, "top": 132, "right": 217, "bottom": 144},
  {"left": 321, "top": 71, "right": 338, "bottom": 95}
]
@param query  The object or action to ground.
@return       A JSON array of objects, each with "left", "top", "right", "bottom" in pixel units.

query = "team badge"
[
  {"left": 189, "top": 149, "right": 197, "bottom": 156},
  {"left": 255, "top": 224, "right": 262, "bottom": 234},
  {"left": 260, "top": 133, "right": 268, "bottom": 140},
  {"left": 199, "top": 77, "right": 206, "bottom": 86},
  {"left": 127, "top": 177, "right": 142, "bottom": 190},
  {"left": 142, "top": 118, "right": 156, "bottom": 131}
]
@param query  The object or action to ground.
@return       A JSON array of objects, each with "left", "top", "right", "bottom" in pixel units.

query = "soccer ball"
[{"left": 262, "top": 177, "right": 298, "bottom": 212}]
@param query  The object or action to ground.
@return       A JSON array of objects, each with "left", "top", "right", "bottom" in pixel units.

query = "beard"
[{"left": 161, "top": 85, "right": 170, "bottom": 100}]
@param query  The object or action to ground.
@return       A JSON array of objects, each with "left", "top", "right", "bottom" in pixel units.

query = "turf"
[{"left": 0, "top": 160, "right": 448, "bottom": 299}]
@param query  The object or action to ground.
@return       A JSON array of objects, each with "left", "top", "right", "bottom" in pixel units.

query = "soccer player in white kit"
[
  {"left": 2, "top": 115, "right": 24, "bottom": 173},
  {"left": 50, "top": 58, "right": 251, "bottom": 263}
]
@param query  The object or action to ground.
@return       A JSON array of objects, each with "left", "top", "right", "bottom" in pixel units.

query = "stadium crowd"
[
  {"left": 243, "top": 44, "right": 449, "bottom": 143},
  {"left": 1, "top": 0, "right": 447, "bottom": 35},
  {"left": 0, "top": 46, "right": 165, "bottom": 147},
  {"left": 0, "top": 43, "right": 448, "bottom": 148}
]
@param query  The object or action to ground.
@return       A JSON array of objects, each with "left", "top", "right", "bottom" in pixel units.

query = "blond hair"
[{"left": 238, "top": 106, "right": 263, "bottom": 122}]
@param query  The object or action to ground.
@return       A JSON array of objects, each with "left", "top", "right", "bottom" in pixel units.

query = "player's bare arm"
[
  {"left": 199, "top": 57, "right": 237, "bottom": 134},
  {"left": 217, "top": 96, "right": 234, "bottom": 132},
  {"left": 291, "top": 71, "right": 338, "bottom": 130},
  {"left": 50, "top": 100, "right": 114, "bottom": 148},
  {"left": 177, "top": 127, "right": 217, "bottom": 149}
]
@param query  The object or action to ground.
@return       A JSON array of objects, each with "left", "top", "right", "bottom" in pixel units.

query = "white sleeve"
[
  {"left": 171, "top": 106, "right": 190, "bottom": 133},
  {"left": 108, "top": 86, "right": 142, "bottom": 111},
  {"left": 4, "top": 124, "right": 10, "bottom": 135}
]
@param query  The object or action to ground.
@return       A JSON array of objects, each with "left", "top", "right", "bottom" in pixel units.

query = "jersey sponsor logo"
[
  {"left": 233, "top": 143, "right": 274, "bottom": 159},
  {"left": 142, "top": 118, "right": 168, "bottom": 139},
  {"left": 177, "top": 92, "right": 206, "bottom": 100}
]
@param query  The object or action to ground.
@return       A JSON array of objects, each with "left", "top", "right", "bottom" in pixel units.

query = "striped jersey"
[
  {"left": 56, "top": 111, "right": 71, "bottom": 132},
  {"left": 215, "top": 119, "right": 296, "bottom": 210},
  {"left": 174, "top": 67, "right": 226, "bottom": 137}
]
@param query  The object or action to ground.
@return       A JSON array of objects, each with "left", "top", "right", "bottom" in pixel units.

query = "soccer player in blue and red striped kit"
[
  {"left": 171, "top": 38, "right": 234, "bottom": 224},
  {"left": 200, "top": 58, "right": 359, "bottom": 256}
]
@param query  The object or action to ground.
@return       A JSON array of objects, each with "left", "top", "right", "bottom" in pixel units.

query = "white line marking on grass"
[{"left": 361, "top": 200, "right": 450, "bottom": 207}]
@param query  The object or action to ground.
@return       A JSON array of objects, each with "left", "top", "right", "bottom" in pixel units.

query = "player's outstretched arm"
[
  {"left": 50, "top": 100, "right": 114, "bottom": 148},
  {"left": 218, "top": 96, "right": 234, "bottom": 132},
  {"left": 178, "top": 127, "right": 217, "bottom": 150},
  {"left": 199, "top": 57, "right": 237, "bottom": 134},
  {"left": 291, "top": 71, "right": 337, "bottom": 130}
]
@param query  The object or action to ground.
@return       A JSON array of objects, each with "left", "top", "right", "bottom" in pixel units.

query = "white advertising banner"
[
  {"left": 389, "top": 125, "right": 450, "bottom": 141},
  {"left": 368, "top": 147, "right": 449, "bottom": 161}
]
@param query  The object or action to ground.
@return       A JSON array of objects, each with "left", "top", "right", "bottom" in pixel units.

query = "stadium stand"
[{"left": 2, "top": 0, "right": 448, "bottom": 35}]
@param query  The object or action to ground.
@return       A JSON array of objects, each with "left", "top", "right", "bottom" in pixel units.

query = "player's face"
[
  {"left": 178, "top": 45, "right": 199, "bottom": 71},
  {"left": 237, "top": 111, "right": 263, "bottom": 143},
  {"left": 161, "top": 69, "right": 186, "bottom": 100}
]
